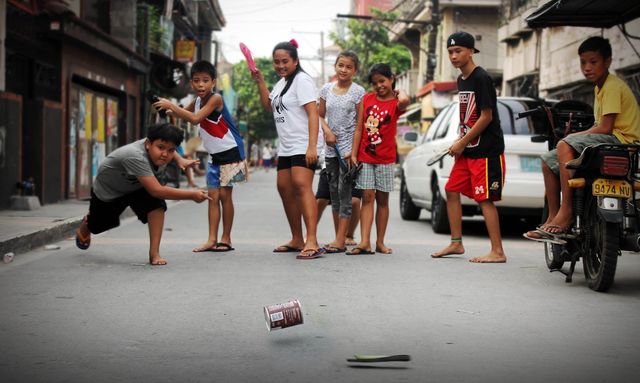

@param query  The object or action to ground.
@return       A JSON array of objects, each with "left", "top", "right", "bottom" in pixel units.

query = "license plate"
[
  {"left": 592, "top": 178, "right": 632, "bottom": 198},
  {"left": 520, "top": 156, "right": 541, "bottom": 172}
]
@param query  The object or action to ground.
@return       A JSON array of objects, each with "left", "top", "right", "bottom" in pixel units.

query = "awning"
[{"left": 526, "top": 0, "right": 640, "bottom": 29}]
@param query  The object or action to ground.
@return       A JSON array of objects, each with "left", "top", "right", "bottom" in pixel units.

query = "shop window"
[
  {"left": 82, "top": 0, "right": 110, "bottom": 33},
  {"left": 507, "top": 74, "right": 538, "bottom": 98},
  {"left": 546, "top": 82, "right": 593, "bottom": 105}
]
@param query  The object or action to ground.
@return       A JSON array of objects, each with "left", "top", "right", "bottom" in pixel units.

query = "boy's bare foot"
[
  {"left": 375, "top": 244, "right": 392, "bottom": 254},
  {"left": 150, "top": 256, "right": 168, "bottom": 266},
  {"left": 345, "top": 237, "right": 357, "bottom": 246},
  {"left": 193, "top": 241, "right": 217, "bottom": 252},
  {"left": 431, "top": 242, "right": 465, "bottom": 258},
  {"left": 469, "top": 252, "right": 507, "bottom": 263}
]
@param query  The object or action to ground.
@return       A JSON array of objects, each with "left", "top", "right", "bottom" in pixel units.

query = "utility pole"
[
  {"left": 291, "top": 30, "right": 325, "bottom": 84},
  {"left": 336, "top": 0, "right": 440, "bottom": 82},
  {"left": 0, "top": 0, "right": 6, "bottom": 91},
  {"left": 426, "top": 0, "right": 440, "bottom": 83}
]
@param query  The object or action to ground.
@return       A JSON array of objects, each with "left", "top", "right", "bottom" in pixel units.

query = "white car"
[{"left": 400, "top": 97, "right": 550, "bottom": 233}]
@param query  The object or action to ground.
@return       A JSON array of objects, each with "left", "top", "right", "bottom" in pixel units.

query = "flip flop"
[
  {"left": 346, "top": 247, "right": 374, "bottom": 255},
  {"left": 210, "top": 242, "right": 234, "bottom": 252},
  {"left": 296, "top": 248, "right": 326, "bottom": 260},
  {"left": 75, "top": 216, "right": 90, "bottom": 250},
  {"left": 539, "top": 225, "right": 576, "bottom": 239},
  {"left": 75, "top": 229, "right": 91, "bottom": 250},
  {"left": 324, "top": 245, "right": 346, "bottom": 254},
  {"left": 273, "top": 245, "right": 303, "bottom": 253},
  {"left": 522, "top": 230, "right": 567, "bottom": 245},
  {"left": 375, "top": 247, "right": 393, "bottom": 254},
  {"left": 193, "top": 244, "right": 217, "bottom": 252}
]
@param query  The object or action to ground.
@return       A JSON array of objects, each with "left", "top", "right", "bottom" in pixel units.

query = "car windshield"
[{"left": 498, "top": 100, "right": 544, "bottom": 135}]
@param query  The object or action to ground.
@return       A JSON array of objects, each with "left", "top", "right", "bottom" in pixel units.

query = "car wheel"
[
  {"left": 400, "top": 178, "right": 421, "bottom": 221},
  {"left": 431, "top": 185, "right": 450, "bottom": 234}
]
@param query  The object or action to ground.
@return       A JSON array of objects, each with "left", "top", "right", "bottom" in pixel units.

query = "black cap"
[{"left": 446, "top": 31, "right": 480, "bottom": 53}]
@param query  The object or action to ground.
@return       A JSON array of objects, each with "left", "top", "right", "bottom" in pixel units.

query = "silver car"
[{"left": 400, "top": 97, "right": 550, "bottom": 233}]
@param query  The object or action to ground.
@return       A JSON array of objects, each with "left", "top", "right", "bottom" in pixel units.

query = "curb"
[
  {"left": 0, "top": 201, "right": 183, "bottom": 257},
  {"left": 0, "top": 216, "right": 84, "bottom": 256}
]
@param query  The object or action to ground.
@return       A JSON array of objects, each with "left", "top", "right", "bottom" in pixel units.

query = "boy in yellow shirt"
[{"left": 526, "top": 36, "right": 640, "bottom": 240}]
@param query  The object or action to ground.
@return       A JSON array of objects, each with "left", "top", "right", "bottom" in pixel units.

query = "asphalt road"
[{"left": 1, "top": 169, "right": 639, "bottom": 383}]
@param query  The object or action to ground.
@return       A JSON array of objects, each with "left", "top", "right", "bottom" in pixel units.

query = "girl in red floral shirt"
[{"left": 349, "top": 63, "right": 409, "bottom": 255}]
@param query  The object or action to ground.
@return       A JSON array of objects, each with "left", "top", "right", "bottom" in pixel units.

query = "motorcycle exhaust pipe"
[{"left": 622, "top": 233, "right": 640, "bottom": 252}]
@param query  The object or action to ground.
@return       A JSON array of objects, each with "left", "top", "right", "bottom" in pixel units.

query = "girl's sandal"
[{"left": 296, "top": 248, "right": 325, "bottom": 260}]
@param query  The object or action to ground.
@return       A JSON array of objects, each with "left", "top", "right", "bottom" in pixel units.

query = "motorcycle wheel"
[
  {"left": 582, "top": 196, "right": 620, "bottom": 292},
  {"left": 542, "top": 199, "right": 565, "bottom": 270}
]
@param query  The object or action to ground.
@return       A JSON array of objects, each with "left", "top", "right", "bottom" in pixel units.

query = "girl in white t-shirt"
[{"left": 253, "top": 39, "right": 323, "bottom": 259}]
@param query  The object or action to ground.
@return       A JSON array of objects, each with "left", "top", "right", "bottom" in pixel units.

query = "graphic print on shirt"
[
  {"left": 458, "top": 91, "right": 481, "bottom": 148},
  {"left": 272, "top": 93, "right": 288, "bottom": 124},
  {"left": 364, "top": 104, "right": 391, "bottom": 156},
  {"left": 200, "top": 111, "right": 230, "bottom": 139}
]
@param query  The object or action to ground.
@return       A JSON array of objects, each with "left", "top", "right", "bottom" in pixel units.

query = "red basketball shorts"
[{"left": 445, "top": 154, "right": 505, "bottom": 202}]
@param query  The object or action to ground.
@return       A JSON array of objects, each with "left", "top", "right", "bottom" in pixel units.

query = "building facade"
[
  {"left": 499, "top": 0, "right": 640, "bottom": 103},
  {"left": 0, "top": 0, "right": 225, "bottom": 208},
  {"left": 389, "top": 0, "right": 502, "bottom": 133}
]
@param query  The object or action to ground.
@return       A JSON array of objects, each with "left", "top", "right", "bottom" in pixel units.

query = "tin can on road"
[{"left": 264, "top": 299, "right": 303, "bottom": 331}]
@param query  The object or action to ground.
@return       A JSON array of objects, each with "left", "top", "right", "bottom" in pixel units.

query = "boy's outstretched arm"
[
  {"left": 173, "top": 151, "right": 200, "bottom": 171},
  {"left": 154, "top": 95, "right": 222, "bottom": 125},
  {"left": 137, "top": 175, "right": 210, "bottom": 202}
]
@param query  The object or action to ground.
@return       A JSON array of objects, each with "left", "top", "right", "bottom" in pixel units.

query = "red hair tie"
[{"left": 289, "top": 39, "right": 299, "bottom": 48}]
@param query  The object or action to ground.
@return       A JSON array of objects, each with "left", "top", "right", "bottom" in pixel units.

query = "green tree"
[
  {"left": 330, "top": 10, "right": 412, "bottom": 85},
  {"left": 232, "top": 58, "right": 280, "bottom": 140}
]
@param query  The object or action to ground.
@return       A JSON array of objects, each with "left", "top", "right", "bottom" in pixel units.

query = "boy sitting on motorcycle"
[{"left": 525, "top": 36, "right": 640, "bottom": 241}]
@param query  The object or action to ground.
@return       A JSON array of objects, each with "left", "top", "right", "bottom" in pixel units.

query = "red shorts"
[{"left": 445, "top": 154, "right": 505, "bottom": 202}]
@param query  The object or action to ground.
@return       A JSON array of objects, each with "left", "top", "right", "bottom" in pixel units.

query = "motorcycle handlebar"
[{"left": 515, "top": 106, "right": 545, "bottom": 120}]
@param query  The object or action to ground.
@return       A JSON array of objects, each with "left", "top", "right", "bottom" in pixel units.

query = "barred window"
[{"left": 618, "top": 67, "right": 640, "bottom": 104}]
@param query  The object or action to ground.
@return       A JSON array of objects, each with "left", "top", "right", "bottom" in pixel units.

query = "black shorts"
[
  {"left": 277, "top": 154, "right": 316, "bottom": 171},
  {"left": 315, "top": 169, "right": 330, "bottom": 200},
  {"left": 87, "top": 188, "right": 167, "bottom": 234},
  {"left": 315, "top": 168, "right": 363, "bottom": 200}
]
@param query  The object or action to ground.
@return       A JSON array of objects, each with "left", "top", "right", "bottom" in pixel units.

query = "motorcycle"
[{"left": 518, "top": 101, "right": 640, "bottom": 292}]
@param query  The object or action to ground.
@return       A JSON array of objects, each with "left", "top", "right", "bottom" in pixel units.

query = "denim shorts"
[{"left": 541, "top": 134, "right": 620, "bottom": 174}]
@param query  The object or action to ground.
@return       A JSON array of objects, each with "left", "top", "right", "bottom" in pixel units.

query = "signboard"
[{"left": 175, "top": 40, "right": 196, "bottom": 63}]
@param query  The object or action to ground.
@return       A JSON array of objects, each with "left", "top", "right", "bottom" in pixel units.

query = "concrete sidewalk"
[{"left": 0, "top": 199, "right": 90, "bottom": 256}]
